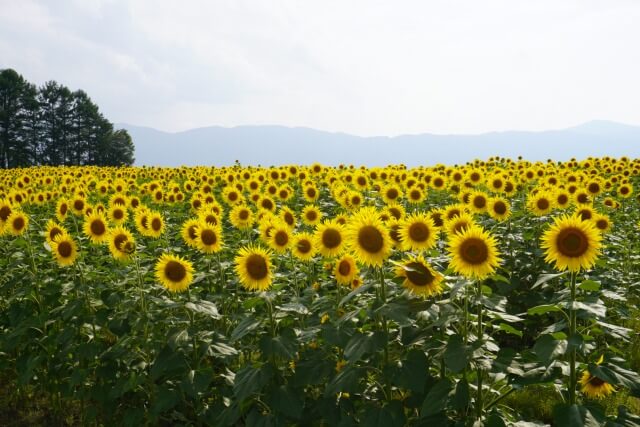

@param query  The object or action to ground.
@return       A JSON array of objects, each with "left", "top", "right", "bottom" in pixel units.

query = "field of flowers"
[{"left": 1, "top": 157, "right": 639, "bottom": 426}]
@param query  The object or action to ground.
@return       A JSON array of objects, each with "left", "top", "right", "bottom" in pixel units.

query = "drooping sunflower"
[
  {"left": 155, "top": 253, "right": 194, "bottom": 293},
  {"left": 448, "top": 225, "right": 501, "bottom": 279},
  {"left": 195, "top": 221, "right": 223, "bottom": 253},
  {"left": 83, "top": 212, "right": 110, "bottom": 244},
  {"left": 579, "top": 355, "right": 615, "bottom": 399},
  {"left": 334, "top": 254, "right": 359, "bottom": 286},
  {"left": 394, "top": 255, "right": 444, "bottom": 297},
  {"left": 314, "top": 219, "right": 346, "bottom": 258},
  {"left": 541, "top": 214, "right": 602, "bottom": 272},
  {"left": 346, "top": 207, "right": 391, "bottom": 267},
  {"left": 108, "top": 226, "right": 136, "bottom": 261},
  {"left": 292, "top": 232, "right": 316, "bottom": 261},
  {"left": 45, "top": 219, "right": 67, "bottom": 245},
  {"left": 6, "top": 211, "right": 28, "bottom": 236},
  {"left": 399, "top": 213, "right": 437, "bottom": 251},
  {"left": 234, "top": 245, "right": 273, "bottom": 291},
  {"left": 181, "top": 218, "right": 201, "bottom": 248},
  {"left": 51, "top": 233, "right": 78, "bottom": 267}
]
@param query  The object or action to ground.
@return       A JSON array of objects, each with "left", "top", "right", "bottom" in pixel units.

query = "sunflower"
[
  {"left": 592, "top": 214, "right": 612, "bottom": 233},
  {"left": 314, "top": 219, "right": 346, "bottom": 257},
  {"left": 346, "top": 207, "right": 391, "bottom": 267},
  {"left": 108, "top": 203, "right": 128, "bottom": 225},
  {"left": 445, "top": 212, "right": 477, "bottom": 236},
  {"left": 155, "top": 253, "right": 194, "bottom": 292},
  {"left": 83, "top": 212, "right": 110, "bottom": 244},
  {"left": 301, "top": 205, "right": 323, "bottom": 226},
  {"left": 580, "top": 355, "right": 615, "bottom": 399},
  {"left": 406, "top": 187, "right": 426, "bottom": 204},
  {"left": 146, "top": 211, "right": 165, "bottom": 238},
  {"left": 292, "top": 232, "right": 316, "bottom": 261},
  {"left": 575, "top": 205, "right": 595, "bottom": 222},
  {"left": 230, "top": 204, "right": 254, "bottom": 230},
  {"left": 468, "top": 191, "right": 489, "bottom": 214},
  {"left": 181, "top": 218, "right": 201, "bottom": 248},
  {"left": 528, "top": 191, "right": 554, "bottom": 216},
  {"left": 618, "top": 183, "right": 633, "bottom": 198},
  {"left": 234, "top": 245, "right": 273, "bottom": 291},
  {"left": 394, "top": 255, "right": 444, "bottom": 297},
  {"left": 554, "top": 190, "right": 572, "bottom": 209},
  {"left": 51, "top": 233, "right": 78, "bottom": 267},
  {"left": 71, "top": 196, "right": 86, "bottom": 216},
  {"left": 380, "top": 184, "right": 403, "bottom": 204},
  {"left": 44, "top": 219, "right": 67, "bottom": 245},
  {"left": 108, "top": 226, "right": 136, "bottom": 261},
  {"left": 334, "top": 254, "right": 358, "bottom": 286},
  {"left": 541, "top": 214, "right": 602, "bottom": 272},
  {"left": 0, "top": 199, "right": 12, "bottom": 226},
  {"left": 195, "top": 221, "right": 223, "bottom": 253},
  {"left": 488, "top": 197, "right": 511, "bottom": 221},
  {"left": 268, "top": 222, "right": 292, "bottom": 253},
  {"left": 6, "top": 211, "right": 28, "bottom": 236},
  {"left": 399, "top": 213, "right": 437, "bottom": 251},
  {"left": 278, "top": 206, "right": 296, "bottom": 229},
  {"left": 448, "top": 225, "right": 501, "bottom": 279}
]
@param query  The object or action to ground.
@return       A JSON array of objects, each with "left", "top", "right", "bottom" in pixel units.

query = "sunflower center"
[
  {"left": 57, "top": 241, "right": 73, "bottom": 258},
  {"left": 577, "top": 194, "right": 589, "bottom": 204},
  {"left": 13, "top": 217, "right": 25, "bottom": 230},
  {"left": 537, "top": 199, "right": 549, "bottom": 210},
  {"left": 188, "top": 225, "right": 198, "bottom": 240},
  {"left": 91, "top": 219, "right": 106, "bottom": 236},
  {"left": 389, "top": 224, "right": 402, "bottom": 243},
  {"left": 0, "top": 206, "right": 11, "bottom": 221},
  {"left": 49, "top": 227, "right": 63, "bottom": 241},
  {"left": 431, "top": 213, "right": 444, "bottom": 227},
  {"left": 493, "top": 202, "right": 507, "bottom": 215},
  {"left": 297, "top": 239, "right": 311, "bottom": 254},
  {"left": 460, "top": 238, "right": 489, "bottom": 265},
  {"left": 74, "top": 200, "right": 84, "bottom": 211},
  {"left": 596, "top": 219, "right": 607, "bottom": 230},
  {"left": 556, "top": 228, "right": 588, "bottom": 257},
  {"left": 389, "top": 207, "right": 402, "bottom": 220},
  {"left": 578, "top": 210, "right": 592, "bottom": 220},
  {"left": 405, "top": 262, "right": 434, "bottom": 286},
  {"left": 558, "top": 194, "right": 569, "bottom": 205},
  {"left": 358, "top": 225, "right": 384, "bottom": 254},
  {"left": 589, "top": 376, "right": 606, "bottom": 387},
  {"left": 151, "top": 218, "right": 162, "bottom": 231},
  {"left": 473, "top": 196, "right": 486, "bottom": 209},
  {"left": 620, "top": 187, "right": 629, "bottom": 195},
  {"left": 387, "top": 188, "right": 398, "bottom": 199},
  {"left": 408, "top": 222, "right": 429, "bottom": 242},
  {"left": 239, "top": 210, "right": 250, "bottom": 220},
  {"left": 338, "top": 260, "right": 351, "bottom": 276},
  {"left": 113, "top": 209, "right": 124, "bottom": 220},
  {"left": 274, "top": 230, "right": 289, "bottom": 246},
  {"left": 410, "top": 190, "right": 421, "bottom": 200},
  {"left": 164, "top": 260, "right": 186, "bottom": 282},
  {"left": 141, "top": 216, "right": 149, "bottom": 229},
  {"left": 306, "top": 210, "right": 318, "bottom": 221},
  {"left": 200, "top": 229, "right": 217, "bottom": 245},
  {"left": 322, "top": 228, "right": 342, "bottom": 249},
  {"left": 261, "top": 199, "right": 273, "bottom": 210},
  {"left": 114, "top": 234, "right": 128, "bottom": 251},
  {"left": 246, "top": 254, "right": 268, "bottom": 280},
  {"left": 60, "top": 204, "right": 68, "bottom": 215}
]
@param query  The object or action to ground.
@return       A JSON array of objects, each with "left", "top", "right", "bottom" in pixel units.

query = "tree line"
[{"left": 0, "top": 68, "right": 134, "bottom": 169}]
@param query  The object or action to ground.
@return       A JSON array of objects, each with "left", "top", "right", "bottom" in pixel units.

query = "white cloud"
[{"left": 1, "top": 0, "right": 639, "bottom": 135}]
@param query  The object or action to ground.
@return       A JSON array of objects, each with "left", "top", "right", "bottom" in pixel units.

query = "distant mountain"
[{"left": 118, "top": 120, "right": 640, "bottom": 167}]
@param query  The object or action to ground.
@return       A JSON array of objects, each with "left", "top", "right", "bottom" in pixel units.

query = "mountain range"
[{"left": 118, "top": 120, "right": 640, "bottom": 167}]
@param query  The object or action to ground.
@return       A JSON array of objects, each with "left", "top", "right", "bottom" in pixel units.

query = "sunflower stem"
[
  {"left": 476, "top": 279, "right": 484, "bottom": 420},
  {"left": 568, "top": 271, "right": 577, "bottom": 405},
  {"left": 379, "top": 266, "right": 391, "bottom": 401}
]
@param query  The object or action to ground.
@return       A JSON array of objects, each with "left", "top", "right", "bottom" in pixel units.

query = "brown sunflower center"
[
  {"left": 620, "top": 186, "right": 629, "bottom": 195},
  {"left": 386, "top": 188, "right": 399, "bottom": 199},
  {"left": 589, "top": 376, "right": 606, "bottom": 387},
  {"left": 165, "top": 260, "right": 187, "bottom": 282},
  {"left": 188, "top": 225, "right": 198, "bottom": 240},
  {"left": 338, "top": 260, "right": 351, "bottom": 276},
  {"left": 557, "top": 194, "right": 569, "bottom": 205},
  {"left": 13, "top": 217, "right": 25, "bottom": 230},
  {"left": 200, "top": 229, "right": 217, "bottom": 245},
  {"left": 493, "top": 201, "right": 507, "bottom": 215},
  {"left": 261, "top": 198, "right": 273, "bottom": 210},
  {"left": 556, "top": 227, "right": 588, "bottom": 257},
  {"left": 113, "top": 209, "right": 124, "bottom": 220},
  {"left": 358, "top": 225, "right": 384, "bottom": 254},
  {"left": 246, "top": 254, "right": 268, "bottom": 280},
  {"left": 473, "top": 196, "right": 487, "bottom": 209},
  {"left": 297, "top": 239, "right": 311, "bottom": 254},
  {"left": 274, "top": 230, "right": 289, "bottom": 246},
  {"left": 60, "top": 204, "right": 68, "bottom": 215},
  {"left": 459, "top": 237, "right": 489, "bottom": 265},
  {"left": 90, "top": 219, "right": 106, "bottom": 236},
  {"left": 141, "top": 216, "right": 149, "bottom": 229},
  {"left": 74, "top": 200, "right": 84, "bottom": 211},
  {"left": 577, "top": 194, "right": 589, "bottom": 204},
  {"left": 57, "top": 241, "right": 73, "bottom": 258},
  {"left": 431, "top": 213, "right": 444, "bottom": 227},
  {"left": 410, "top": 190, "right": 421, "bottom": 200},
  {"left": 306, "top": 210, "right": 318, "bottom": 221},
  {"left": 536, "top": 199, "right": 550, "bottom": 210},
  {"left": 239, "top": 209, "right": 250, "bottom": 220},
  {"left": 151, "top": 218, "right": 162, "bottom": 231},
  {"left": 595, "top": 219, "right": 608, "bottom": 230},
  {"left": 389, "top": 224, "right": 402, "bottom": 243},
  {"left": 322, "top": 228, "right": 342, "bottom": 249},
  {"left": 49, "top": 227, "right": 63, "bottom": 241},
  {"left": 578, "top": 210, "right": 592, "bottom": 221},
  {"left": 408, "top": 222, "right": 429, "bottom": 242},
  {"left": 405, "top": 262, "right": 434, "bottom": 287},
  {"left": 113, "top": 234, "right": 128, "bottom": 251},
  {"left": 389, "top": 207, "right": 402, "bottom": 220}
]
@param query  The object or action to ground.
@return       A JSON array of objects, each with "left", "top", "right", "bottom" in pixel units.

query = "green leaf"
[
  {"left": 587, "top": 363, "right": 640, "bottom": 393},
  {"left": 532, "top": 272, "right": 566, "bottom": 289},
  {"left": 533, "top": 334, "right": 568, "bottom": 364},
  {"left": 553, "top": 404, "right": 601, "bottom": 427},
  {"left": 444, "top": 334, "right": 471, "bottom": 373},
  {"left": 230, "top": 317, "right": 262, "bottom": 342},
  {"left": 499, "top": 323, "right": 523, "bottom": 338},
  {"left": 185, "top": 300, "right": 220, "bottom": 318},
  {"left": 362, "top": 401, "right": 405, "bottom": 427},
  {"left": 528, "top": 304, "right": 564, "bottom": 316},
  {"left": 151, "top": 385, "right": 180, "bottom": 415},
  {"left": 339, "top": 282, "right": 373, "bottom": 307},
  {"left": 451, "top": 379, "right": 470, "bottom": 411},
  {"left": 233, "top": 364, "right": 273, "bottom": 401},
  {"left": 324, "top": 365, "right": 363, "bottom": 396},
  {"left": 394, "top": 349, "right": 429, "bottom": 392},
  {"left": 579, "top": 280, "right": 601, "bottom": 292},
  {"left": 267, "top": 385, "right": 303, "bottom": 419},
  {"left": 420, "top": 378, "right": 453, "bottom": 417},
  {"left": 259, "top": 328, "right": 297, "bottom": 360}
]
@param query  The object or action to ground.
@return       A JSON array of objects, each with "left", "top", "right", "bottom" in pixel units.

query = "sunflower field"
[{"left": 1, "top": 157, "right": 640, "bottom": 426}]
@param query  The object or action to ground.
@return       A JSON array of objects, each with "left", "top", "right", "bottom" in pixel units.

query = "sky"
[{"left": 2, "top": 0, "right": 640, "bottom": 136}]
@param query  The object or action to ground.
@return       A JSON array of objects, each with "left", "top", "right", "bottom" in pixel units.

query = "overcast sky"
[{"left": 2, "top": 0, "right": 640, "bottom": 136}]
